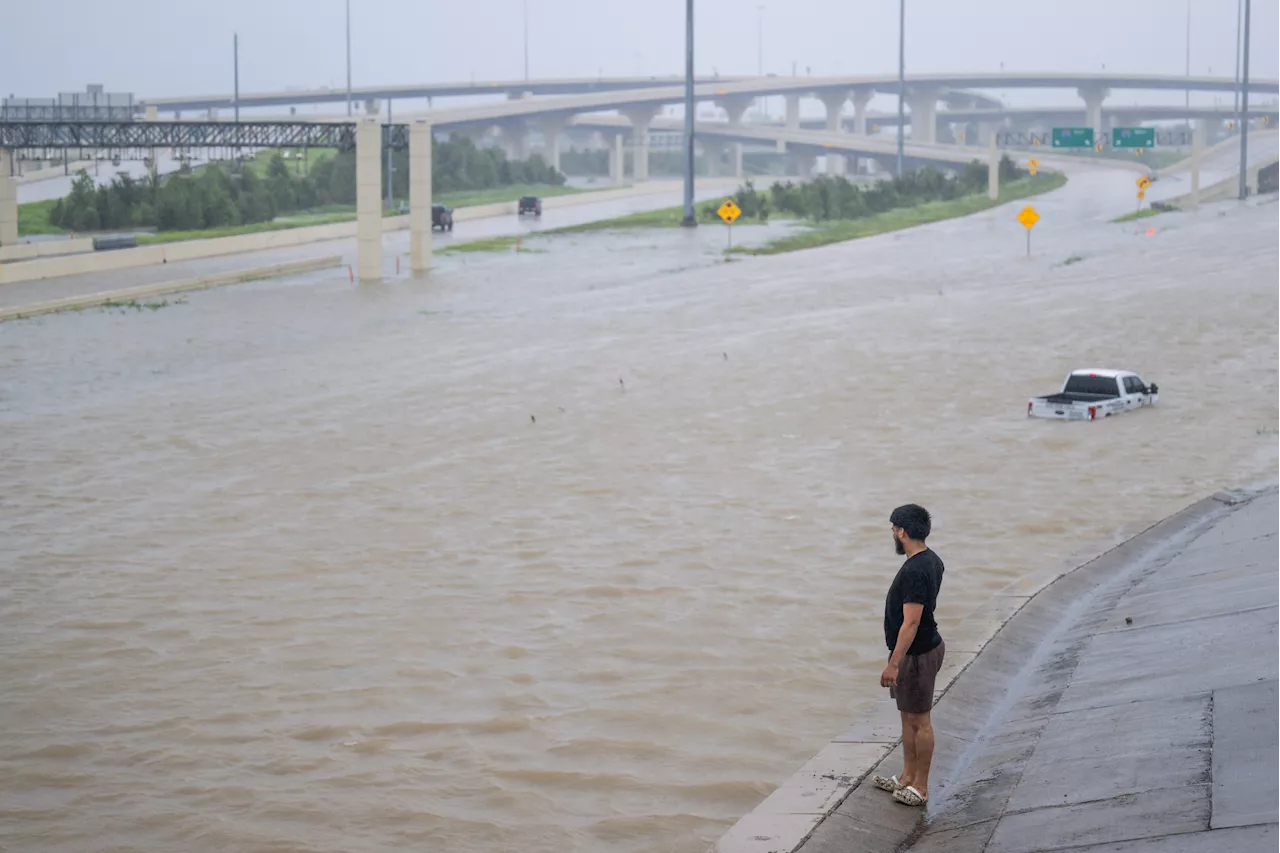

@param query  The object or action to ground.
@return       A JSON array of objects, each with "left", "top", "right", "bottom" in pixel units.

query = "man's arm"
[
  {"left": 889, "top": 603, "right": 924, "bottom": 667},
  {"left": 880, "top": 603, "right": 924, "bottom": 688}
]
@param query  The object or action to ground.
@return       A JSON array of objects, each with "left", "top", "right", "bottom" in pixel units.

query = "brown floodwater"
[{"left": 1, "top": 167, "right": 1275, "bottom": 853}]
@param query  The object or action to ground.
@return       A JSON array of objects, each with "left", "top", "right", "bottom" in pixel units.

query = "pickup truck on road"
[{"left": 1028, "top": 369, "right": 1159, "bottom": 421}]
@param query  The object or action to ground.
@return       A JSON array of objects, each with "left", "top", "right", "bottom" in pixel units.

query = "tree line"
[
  {"left": 46, "top": 136, "right": 566, "bottom": 233},
  {"left": 716, "top": 156, "right": 1025, "bottom": 222}
]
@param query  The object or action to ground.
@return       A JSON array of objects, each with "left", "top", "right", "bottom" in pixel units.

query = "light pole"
[
  {"left": 756, "top": 6, "right": 764, "bottom": 75},
  {"left": 896, "top": 0, "right": 905, "bottom": 178},
  {"left": 1238, "top": 0, "right": 1250, "bottom": 200},
  {"left": 523, "top": 0, "right": 530, "bottom": 81},
  {"left": 1233, "top": 0, "right": 1243, "bottom": 115},
  {"left": 345, "top": 0, "right": 352, "bottom": 117},
  {"left": 233, "top": 32, "right": 240, "bottom": 124},
  {"left": 1184, "top": 0, "right": 1191, "bottom": 123},
  {"left": 681, "top": 0, "right": 696, "bottom": 227}
]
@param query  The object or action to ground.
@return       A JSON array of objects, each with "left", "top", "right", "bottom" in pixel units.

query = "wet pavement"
[
  {"left": 796, "top": 487, "right": 1278, "bottom": 853},
  {"left": 0, "top": 179, "right": 740, "bottom": 310}
]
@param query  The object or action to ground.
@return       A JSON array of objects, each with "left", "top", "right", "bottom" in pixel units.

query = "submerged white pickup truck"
[{"left": 1028, "top": 369, "right": 1160, "bottom": 421}]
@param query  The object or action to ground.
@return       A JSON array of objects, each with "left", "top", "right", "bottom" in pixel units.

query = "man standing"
[{"left": 872, "top": 504, "right": 945, "bottom": 807}]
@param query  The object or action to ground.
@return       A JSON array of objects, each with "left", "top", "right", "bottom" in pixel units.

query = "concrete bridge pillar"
[
  {"left": 364, "top": 99, "right": 381, "bottom": 116},
  {"left": 1077, "top": 86, "right": 1109, "bottom": 141},
  {"left": 851, "top": 88, "right": 874, "bottom": 135},
  {"left": 624, "top": 106, "right": 659, "bottom": 181},
  {"left": 408, "top": 120, "right": 433, "bottom": 275},
  {"left": 207, "top": 107, "right": 219, "bottom": 121},
  {"left": 609, "top": 131, "right": 625, "bottom": 185},
  {"left": 785, "top": 94, "right": 801, "bottom": 130},
  {"left": 718, "top": 96, "right": 754, "bottom": 126},
  {"left": 819, "top": 91, "right": 848, "bottom": 175},
  {"left": 907, "top": 87, "right": 940, "bottom": 144},
  {"left": 702, "top": 139, "right": 727, "bottom": 177},
  {"left": 500, "top": 122, "right": 530, "bottom": 161},
  {"left": 539, "top": 117, "right": 566, "bottom": 173},
  {"left": 0, "top": 149, "right": 17, "bottom": 247},
  {"left": 355, "top": 118, "right": 383, "bottom": 282}
]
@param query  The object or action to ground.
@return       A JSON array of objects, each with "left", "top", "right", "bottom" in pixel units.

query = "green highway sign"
[
  {"left": 1112, "top": 127, "right": 1156, "bottom": 149},
  {"left": 1052, "top": 127, "right": 1095, "bottom": 148}
]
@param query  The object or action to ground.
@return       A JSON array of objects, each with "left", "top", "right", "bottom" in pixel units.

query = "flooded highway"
[{"left": 1, "top": 162, "right": 1276, "bottom": 853}]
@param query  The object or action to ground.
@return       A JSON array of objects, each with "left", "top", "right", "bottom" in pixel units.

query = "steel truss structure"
[{"left": 0, "top": 121, "right": 411, "bottom": 162}]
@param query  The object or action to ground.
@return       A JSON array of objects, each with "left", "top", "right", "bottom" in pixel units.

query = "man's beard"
[{"left": 895, "top": 537, "right": 905, "bottom": 555}]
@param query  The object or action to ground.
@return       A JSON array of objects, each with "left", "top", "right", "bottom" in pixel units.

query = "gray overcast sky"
[{"left": 1, "top": 0, "right": 1275, "bottom": 105}]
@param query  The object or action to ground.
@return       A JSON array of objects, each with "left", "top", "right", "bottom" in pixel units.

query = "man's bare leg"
[
  {"left": 899, "top": 711, "right": 917, "bottom": 788},
  {"left": 904, "top": 711, "right": 935, "bottom": 797}
]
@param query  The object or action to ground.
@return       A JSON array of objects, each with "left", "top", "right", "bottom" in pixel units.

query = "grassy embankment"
[
  {"left": 1110, "top": 207, "right": 1166, "bottom": 224},
  {"left": 526, "top": 172, "right": 1068, "bottom": 256},
  {"left": 737, "top": 173, "right": 1067, "bottom": 255}
]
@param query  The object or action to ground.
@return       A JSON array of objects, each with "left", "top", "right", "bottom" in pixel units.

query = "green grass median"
[{"left": 733, "top": 173, "right": 1067, "bottom": 256}]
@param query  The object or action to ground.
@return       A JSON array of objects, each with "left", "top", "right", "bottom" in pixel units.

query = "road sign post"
[
  {"left": 718, "top": 199, "right": 741, "bottom": 250},
  {"left": 1016, "top": 205, "right": 1039, "bottom": 257},
  {"left": 1051, "top": 127, "right": 1094, "bottom": 149},
  {"left": 1028, "top": 157, "right": 1039, "bottom": 176},
  {"left": 1135, "top": 175, "right": 1151, "bottom": 218}
]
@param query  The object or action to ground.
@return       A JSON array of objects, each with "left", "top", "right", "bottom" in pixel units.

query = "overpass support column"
[
  {"left": 500, "top": 122, "right": 530, "bottom": 161},
  {"left": 1077, "top": 86, "right": 1109, "bottom": 141},
  {"left": 408, "top": 120, "right": 433, "bottom": 275},
  {"left": 906, "top": 87, "right": 939, "bottom": 144},
  {"left": 820, "top": 91, "right": 848, "bottom": 175},
  {"left": 987, "top": 132, "right": 999, "bottom": 201},
  {"left": 702, "top": 139, "right": 727, "bottom": 177},
  {"left": 718, "top": 96, "right": 754, "bottom": 127},
  {"left": 356, "top": 118, "right": 383, "bottom": 283},
  {"left": 716, "top": 97, "right": 753, "bottom": 176},
  {"left": 539, "top": 117, "right": 566, "bottom": 173},
  {"left": 609, "top": 132, "right": 625, "bottom": 185},
  {"left": 0, "top": 150, "right": 17, "bottom": 247},
  {"left": 851, "top": 88, "right": 873, "bottom": 135},
  {"left": 785, "top": 94, "right": 801, "bottom": 130},
  {"left": 624, "top": 107, "right": 659, "bottom": 182}
]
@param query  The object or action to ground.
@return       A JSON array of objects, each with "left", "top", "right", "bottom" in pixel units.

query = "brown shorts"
[{"left": 889, "top": 640, "right": 945, "bottom": 714}]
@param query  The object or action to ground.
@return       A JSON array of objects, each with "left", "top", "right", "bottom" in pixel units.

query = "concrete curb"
[
  {"left": 712, "top": 490, "right": 1253, "bottom": 853},
  {"left": 0, "top": 255, "right": 341, "bottom": 322}
]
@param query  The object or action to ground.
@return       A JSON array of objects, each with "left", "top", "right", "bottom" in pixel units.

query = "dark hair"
[{"left": 890, "top": 504, "right": 931, "bottom": 541}]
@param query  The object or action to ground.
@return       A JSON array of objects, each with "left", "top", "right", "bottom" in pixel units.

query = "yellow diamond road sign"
[
  {"left": 1016, "top": 206, "right": 1040, "bottom": 229},
  {"left": 718, "top": 199, "right": 741, "bottom": 224},
  {"left": 1137, "top": 175, "right": 1152, "bottom": 190}
]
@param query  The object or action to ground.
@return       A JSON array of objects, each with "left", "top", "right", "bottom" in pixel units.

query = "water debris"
[
  {"left": 723, "top": 352, "right": 728, "bottom": 360},
  {"left": 530, "top": 415, "right": 536, "bottom": 424},
  {"left": 1064, "top": 255, "right": 1085, "bottom": 266},
  {"left": 619, "top": 378, "right": 625, "bottom": 392}
]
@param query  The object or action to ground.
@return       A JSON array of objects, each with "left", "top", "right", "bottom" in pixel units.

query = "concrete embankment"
[
  {"left": 0, "top": 255, "right": 341, "bottom": 321},
  {"left": 717, "top": 486, "right": 1279, "bottom": 853}
]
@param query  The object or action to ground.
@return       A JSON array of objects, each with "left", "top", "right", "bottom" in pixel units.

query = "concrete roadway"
[
  {"left": 143, "top": 72, "right": 1276, "bottom": 115},
  {"left": 797, "top": 487, "right": 1279, "bottom": 853},
  {"left": 0, "top": 178, "right": 740, "bottom": 310}
]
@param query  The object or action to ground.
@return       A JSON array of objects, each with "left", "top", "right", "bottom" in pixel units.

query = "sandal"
[
  {"left": 871, "top": 774, "right": 904, "bottom": 792},
  {"left": 892, "top": 785, "right": 928, "bottom": 807}
]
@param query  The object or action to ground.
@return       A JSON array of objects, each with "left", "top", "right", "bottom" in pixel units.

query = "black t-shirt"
[{"left": 884, "top": 549, "right": 945, "bottom": 655}]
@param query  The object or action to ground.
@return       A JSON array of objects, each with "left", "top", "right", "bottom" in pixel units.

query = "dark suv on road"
[
  {"left": 517, "top": 196, "right": 542, "bottom": 217},
  {"left": 432, "top": 204, "right": 454, "bottom": 231}
]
